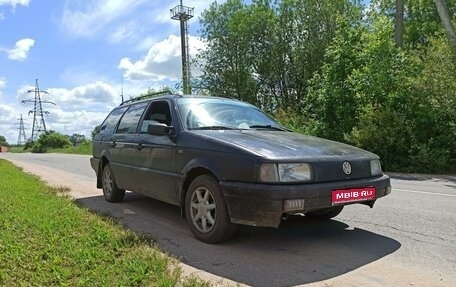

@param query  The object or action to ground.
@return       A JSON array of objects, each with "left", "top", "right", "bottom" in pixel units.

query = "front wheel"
[
  {"left": 185, "top": 175, "right": 237, "bottom": 244},
  {"left": 305, "top": 206, "right": 344, "bottom": 220},
  {"left": 101, "top": 163, "right": 125, "bottom": 202}
]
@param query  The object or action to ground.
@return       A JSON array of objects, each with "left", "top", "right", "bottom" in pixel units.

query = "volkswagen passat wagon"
[{"left": 91, "top": 94, "right": 391, "bottom": 243}]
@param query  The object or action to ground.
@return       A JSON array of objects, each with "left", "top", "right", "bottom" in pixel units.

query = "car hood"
[{"left": 192, "top": 130, "right": 376, "bottom": 161}]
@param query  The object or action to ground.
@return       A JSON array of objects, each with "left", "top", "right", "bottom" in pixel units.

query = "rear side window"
[
  {"left": 99, "top": 106, "right": 128, "bottom": 134},
  {"left": 116, "top": 102, "right": 149, "bottom": 134}
]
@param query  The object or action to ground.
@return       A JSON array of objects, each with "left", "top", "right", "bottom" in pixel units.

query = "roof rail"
[{"left": 120, "top": 90, "right": 172, "bottom": 105}]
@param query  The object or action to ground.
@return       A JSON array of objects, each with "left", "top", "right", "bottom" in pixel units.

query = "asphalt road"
[{"left": 1, "top": 152, "right": 455, "bottom": 287}]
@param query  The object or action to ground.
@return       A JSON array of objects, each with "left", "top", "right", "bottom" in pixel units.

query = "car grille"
[{"left": 312, "top": 160, "right": 373, "bottom": 183}]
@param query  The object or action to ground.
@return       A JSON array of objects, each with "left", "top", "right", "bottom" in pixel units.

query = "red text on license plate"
[{"left": 331, "top": 187, "right": 376, "bottom": 204}]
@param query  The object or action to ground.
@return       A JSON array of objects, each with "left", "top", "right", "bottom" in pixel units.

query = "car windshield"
[{"left": 177, "top": 97, "right": 284, "bottom": 130}]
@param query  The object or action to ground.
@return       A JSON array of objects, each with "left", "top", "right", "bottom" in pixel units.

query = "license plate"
[{"left": 331, "top": 187, "right": 376, "bottom": 205}]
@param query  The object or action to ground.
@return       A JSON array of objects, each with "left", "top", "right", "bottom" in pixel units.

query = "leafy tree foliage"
[
  {"left": 374, "top": 0, "right": 456, "bottom": 47},
  {"left": 307, "top": 6, "right": 456, "bottom": 172},
  {"left": 30, "top": 131, "right": 72, "bottom": 153},
  {"left": 198, "top": 0, "right": 456, "bottom": 172},
  {"left": 91, "top": 125, "right": 101, "bottom": 139},
  {"left": 198, "top": 0, "right": 353, "bottom": 112},
  {"left": 70, "top": 134, "right": 88, "bottom": 146},
  {"left": 0, "top": 135, "right": 8, "bottom": 146}
]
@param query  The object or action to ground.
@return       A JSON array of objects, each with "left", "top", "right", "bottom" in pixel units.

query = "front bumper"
[{"left": 220, "top": 174, "right": 391, "bottom": 228}]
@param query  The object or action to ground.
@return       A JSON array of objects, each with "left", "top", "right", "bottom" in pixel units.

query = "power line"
[{"left": 22, "top": 79, "right": 55, "bottom": 141}]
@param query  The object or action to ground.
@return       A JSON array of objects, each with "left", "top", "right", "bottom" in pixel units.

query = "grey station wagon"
[{"left": 91, "top": 94, "right": 391, "bottom": 243}]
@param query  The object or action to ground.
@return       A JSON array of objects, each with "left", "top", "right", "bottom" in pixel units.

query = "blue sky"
[{"left": 0, "top": 0, "right": 213, "bottom": 144}]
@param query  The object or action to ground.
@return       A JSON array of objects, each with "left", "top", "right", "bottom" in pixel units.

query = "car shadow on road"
[{"left": 76, "top": 192, "right": 401, "bottom": 287}]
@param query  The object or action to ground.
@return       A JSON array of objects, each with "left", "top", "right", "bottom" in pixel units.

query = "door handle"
[
  {"left": 137, "top": 143, "right": 143, "bottom": 151},
  {"left": 109, "top": 141, "right": 116, "bottom": 148}
]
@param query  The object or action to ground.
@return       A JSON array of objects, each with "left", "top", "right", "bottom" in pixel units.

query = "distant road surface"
[{"left": 1, "top": 152, "right": 455, "bottom": 287}]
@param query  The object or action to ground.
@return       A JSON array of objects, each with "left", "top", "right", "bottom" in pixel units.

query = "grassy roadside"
[
  {"left": 0, "top": 159, "right": 209, "bottom": 287},
  {"left": 48, "top": 142, "right": 92, "bottom": 155},
  {"left": 7, "top": 146, "right": 26, "bottom": 153},
  {"left": 9, "top": 142, "right": 92, "bottom": 155}
]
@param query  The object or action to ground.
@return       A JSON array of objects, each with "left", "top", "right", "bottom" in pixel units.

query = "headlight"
[
  {"left": 370, "top": 159, "right": 382, "bottom": 176},
  {"left": 259, "top": 164, "right": 279, "bottom": 182},
  {"left": 260, "top": 163, "right": 312, "bottom": 182}
]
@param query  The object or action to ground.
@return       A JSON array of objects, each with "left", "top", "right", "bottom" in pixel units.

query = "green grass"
[
  {"left": 0, "top": 159, "right": 211, "bottom": 287},
  {"left": 48, "top": 142, "right": 93, "bottom": 155},
  {"left": 8, "top": 146, "right": 26, "bottom": 153},
  {"left": 9, "top": 142, "right": 93, "bottom": 155}
]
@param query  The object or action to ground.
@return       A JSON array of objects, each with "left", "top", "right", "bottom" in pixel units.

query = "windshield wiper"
[
  {"left": 190, "top": 126, "right": 237, "bottom": 130},
  {"left": 249, "top": 125, "right": 287, "bottom": 131}
]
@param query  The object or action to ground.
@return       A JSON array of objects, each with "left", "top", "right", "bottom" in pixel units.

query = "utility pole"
[
  {"left": 22, "top": 79, "right": 55, "bottom": 141},
  {"left": 16, "top": 114, "right": 28, "bottom": 145},
  {"left": 171, "top": 0, "right": 194, "bottom": 94},
  {"left": 120, "top": 76, "right": 124, "bottom": 103}
]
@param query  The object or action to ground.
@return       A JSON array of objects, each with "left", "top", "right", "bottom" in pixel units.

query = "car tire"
[
  {"left": 305, "top": 206, "right": 344, "bottom": 220},
  {"left": 102, "top": 163, "right": 125, "bottom": 202},
  {"left": 185, "top": 175, "right": 237, "bottom": 244}
]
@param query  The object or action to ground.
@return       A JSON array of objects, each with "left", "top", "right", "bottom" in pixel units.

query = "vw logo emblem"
[{"left": 342, "top": 161, "right": 352, "bottom": 175}]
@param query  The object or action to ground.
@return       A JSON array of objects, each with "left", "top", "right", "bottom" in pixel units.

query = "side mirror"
[{"left": 147, "top": 123, "right": 174, "bottom": 136}]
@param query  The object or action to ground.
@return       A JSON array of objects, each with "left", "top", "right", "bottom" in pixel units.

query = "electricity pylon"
[
  {"left": 22, "top": 79, "right": 55, "bottom": 141},
  {"left": 16, "top": 114, "right": 28, "bottom": 145}
]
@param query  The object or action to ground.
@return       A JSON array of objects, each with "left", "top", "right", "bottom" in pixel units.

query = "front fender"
[{"left": 181, "top": 157, "right": 224, "bottom": 181}]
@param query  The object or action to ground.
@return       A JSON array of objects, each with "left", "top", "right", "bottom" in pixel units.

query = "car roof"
[{"left": 118, "top": 93, "right": 241, "bottom": 107}]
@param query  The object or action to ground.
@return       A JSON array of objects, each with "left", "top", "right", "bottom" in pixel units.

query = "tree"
[
  {"left": 307, "top": 2, "right": 456, "bottom": 172},
  {"left": 0, "top": 135, "right": 8, "bottom": 146},
  {"left": 91, "top": 125, "right": 101, "bottom": 139},
  {"left": 433, "top": 0, "right": 456, "bottom": 48},
  {"left": 70, "top": 134, "right": 87, "bottom": 146},
  {"left": 374, "top": 0, "right": 456, "bottom": 47},
  {"left": 198, "top": 0, "right": 354, "bottom": 112},
  {"left": 306, "top": 11, "right": 366, "bottom": 141},
  {"left": 198, "top": 0, "right": 260, "bottom": 104},
  {"left": 31, "top": 131, "right": 72, "bottom": 153},
  {"left": 197, "top": 0, "right": 456, "bottom": 172},
  {"left": 395, "top": 0, "right": 405, "bottom": 47}
]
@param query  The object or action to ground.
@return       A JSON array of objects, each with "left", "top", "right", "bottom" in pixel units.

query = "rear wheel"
[
  {"left": 185, "top": 175, "right": 237, "bottom": 244},
  {"left": 101, "top": 164, "right": 125, "bottom": 202},
  {"left": 305, "top": 206, "right": 344, "bottom": 220}
]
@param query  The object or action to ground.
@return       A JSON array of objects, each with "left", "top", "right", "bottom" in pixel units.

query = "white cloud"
[
  {"left": 0, "top": 77, "right": 6, "bottom": 99},
  {"left": 41, "top": 81, "right": 119, "bottom": 138},
  {"left": 7, "top": 38, "right": 35, "bottom": 61},
  {"left": 119, "top": 34, "right": 206, "bottom": 82},
  {"left": 0, "top": 0, "right": 30, "bottom": 21},
  {"left": 60, "top": 0, "right": 148, "bottom": 39},
  {"left": 0, "top": 104, "right": 15, "bottom": 124},
  {"left": 107, "top": 20, "right": 138, "bottom": 44},
  {"left": 0, "top": 0, "right": 30, "bottom": 8},
  {"left": 58, "top": 0, "right": 219, "bottom": 47},
  {"left": 0, "top": 103, "right": 29, "bottom": 145},
  {"left": 44, "top": 109, "right": 108, "bottom": 138},
  {"left": 47, "top": 81, "right": 119, "bottom": 112},
  {"left": 0, "top": 77, "right": 6, "bottom": 88}
]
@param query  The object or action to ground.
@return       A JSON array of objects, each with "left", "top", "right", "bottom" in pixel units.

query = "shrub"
[{"left": 31, "top": 131, "right": 72, "bottom": 153}]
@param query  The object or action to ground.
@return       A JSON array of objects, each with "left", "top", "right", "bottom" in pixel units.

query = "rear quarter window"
[
  {"left": 99, "top": 106, "right": 128, "bottom": 134},
  {"left": 116, "top": 102, "right": 149, "bottom": 134}
]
